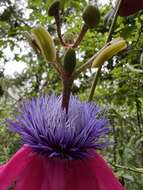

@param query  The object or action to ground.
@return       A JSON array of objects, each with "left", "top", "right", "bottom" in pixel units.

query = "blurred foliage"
[{"left": 0, "top": 0, "right": 143, "bottom": 189}]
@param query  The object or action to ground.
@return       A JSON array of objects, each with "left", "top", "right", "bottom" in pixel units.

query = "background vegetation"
[{"left": 0, "top": 0, "right": 143, "bottom": 189}]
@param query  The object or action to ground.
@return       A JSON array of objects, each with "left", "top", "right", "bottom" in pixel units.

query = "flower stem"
[
  {"left": 55, "top": 13, "right": 66, "bottom": 46},
  {"left": 61, "top": 77, "right": 73, "bottom": 113},
  {"left": 88, "top": 66, "right": 101, "bottom": 101},
  {"left": 72, "top": 24, "right": 88, "bottom": 48},
  {"left": 88, "top": 0, "right": 123, "bottom": 102}
]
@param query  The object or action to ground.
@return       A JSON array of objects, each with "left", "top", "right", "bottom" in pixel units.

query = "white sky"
[{"left": 3, "top": 0, "right": 111, "bottom": 76}]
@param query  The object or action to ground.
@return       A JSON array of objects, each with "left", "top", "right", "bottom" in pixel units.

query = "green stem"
[
  {"left": 112, "top": 163, "right": 143, "bottom": 174},
  {"left": 107, "top": 0, "right": 122, "bottom": 43},
  {"left": 72, "top": 24, "right": 88, "bottom": 48},
  {"left": 88, "top": 0, "right": 122, "bottom": 101},
  {"left": 55, "top": 16, "right": 66, "bottom": 46},
  {"left": 88, "top": 66, "right": 101, "bottom": 101}
]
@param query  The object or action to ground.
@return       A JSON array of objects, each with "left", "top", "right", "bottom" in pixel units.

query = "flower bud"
[
  {"left": 92, "top": 38, "right": 127, "bottom": 68},
  {"left": 82, "top": 5, "right": 100, "bottom": 28},
  {"left": 63, "top": 48, "right": 76, "bottom": 75},
  {"left": 24, "top": 32, "right": 40, "bottom": 54},
  {"left": 48, "top": 0, "right": 60, "bottom": 17},
  {"left": 31, "top": 26, "right": 56, "bottom": 62}
]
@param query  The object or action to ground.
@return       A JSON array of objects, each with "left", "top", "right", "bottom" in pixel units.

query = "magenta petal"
[
  {"left": 0, "top": 145, "right": 35, "bottom": 190},
  {"left": 15, "top": 158, "right": 65, "bottom": 190},
  {"left": 0, "top": 147, "right": 125, "bottom": 190},
  {"left": 90, "top": 153, "right": 124, "bottom": 190},
  {"left": 0, "top": 165, "right": 5, "bottom": 175},
  {"left": 64, "top": 153, "right": 125, "bottom": 190},
  {"left": 41, "top": 159, "right": 65, "bottom": 190},
  {"left": 14, "top": 154, "right": 45, "bottom": 190},
  {"left": 65, "top": 159, "right": 98, "bottom": 190}
]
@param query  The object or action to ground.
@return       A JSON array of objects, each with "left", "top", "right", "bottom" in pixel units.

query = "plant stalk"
[{"left": 88, "top": 0, "right": 123, "bottom": 101}]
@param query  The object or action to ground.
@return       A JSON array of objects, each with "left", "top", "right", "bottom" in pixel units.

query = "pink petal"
[
  {"left": 14, "top": 154, "right": 45, "bottom": 190},
  {"left": 0, "top": 145, "right": 36, "bottom": 190},
  {"left": 39, "top": 153, "right": 124, "bottom": 190},
  {"left": 65, "top": 159, "right": 98, "bottom": 190},
  {"left": 90, "top": 153, "right": 125, "bottom": 190},
  {"left": 41, "top": 159, "right": 65, "bottom": 190},
  {"left": 15, "top": 157, "right": 65, "bottom": 190},
  {"left": 0, "top": 149, "right": 66, "bottom": 190},
  {"left": 64, "top": 153, "right": 125, "bottom": 190},
  {"left": 0, "top": 148, "right": 125, "bottom": 190}
]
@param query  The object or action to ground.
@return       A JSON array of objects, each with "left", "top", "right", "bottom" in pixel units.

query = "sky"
[{"left": 3, "top": 0, "right": 111, "bottom": 76}]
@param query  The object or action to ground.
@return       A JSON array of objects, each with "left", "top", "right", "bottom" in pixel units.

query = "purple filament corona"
[{"left": 7, "top": 95, "right": 110, "bottom": 160}]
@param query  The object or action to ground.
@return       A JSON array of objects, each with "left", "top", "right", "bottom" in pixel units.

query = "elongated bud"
[
  {"left": 31, "top": 26, "right": 56, "bottom": 62},
  {"left": 63, "top": 48, "right": 76, "bottom": 75},
  {"left": 92, "top": 38, "right": 127, "bottom": 68},
  {"left": 24, "top": 32, "right": 40, "bottom": 54},
  {"left": 48, "top": 0, "right": 60, "bottom": 17},
  {"left": 82, "top": 5, "right": 100, "bottom": 28}
]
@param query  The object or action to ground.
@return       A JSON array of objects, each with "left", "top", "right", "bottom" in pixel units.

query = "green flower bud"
[
  {"left": 48, "top": 0, "right": 60, "bottom": 17},
  {"left": 63, "top": 48, "right": 76, "bottom": 75},
  {"left": 31, "top": 26, "right": 56, "bottom": 62},
  {"left": 24, "top": 32, "right": 40, "bottom": 54},
  {"left": 82, "top": 5, "right": 100, "bottom": 28},
  {"left": 92, "top": 38, "right": 127, "bottom": 68}
]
